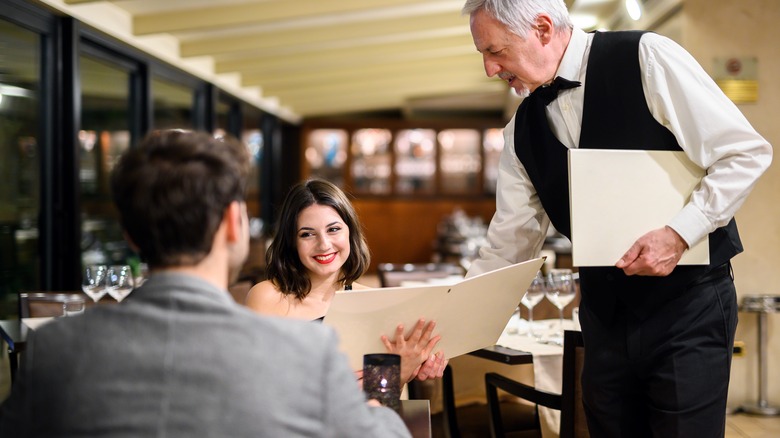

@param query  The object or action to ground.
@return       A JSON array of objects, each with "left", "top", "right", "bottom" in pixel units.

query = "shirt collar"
[{"left": 556, "top": 27, "right": 589, "bottom": 81}]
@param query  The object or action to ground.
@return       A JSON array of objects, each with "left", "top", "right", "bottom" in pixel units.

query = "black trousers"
[{"left": 579, "top": 266, "right": 737, "bottom": 438}]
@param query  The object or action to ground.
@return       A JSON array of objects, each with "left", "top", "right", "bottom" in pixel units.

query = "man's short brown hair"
[{"left": 110, "top": 130, "right": 250, "bottom": 267}]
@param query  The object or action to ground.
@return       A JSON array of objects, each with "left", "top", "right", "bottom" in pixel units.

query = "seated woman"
[{"left": 246, "top": 178, "right": 447, "bottom": 383}]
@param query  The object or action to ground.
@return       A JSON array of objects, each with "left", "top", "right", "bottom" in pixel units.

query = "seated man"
[{"left": 0, "top": 130, "right": 410, "bottom": 437}]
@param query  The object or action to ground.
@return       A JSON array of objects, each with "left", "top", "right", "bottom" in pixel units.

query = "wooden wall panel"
[{"left": 352, "top": 198, "right": 496, "bottom": 272}]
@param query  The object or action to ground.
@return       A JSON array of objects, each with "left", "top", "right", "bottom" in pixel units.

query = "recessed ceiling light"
[{"left": 625, "top": 0, "right": 643, "bottom": 21}]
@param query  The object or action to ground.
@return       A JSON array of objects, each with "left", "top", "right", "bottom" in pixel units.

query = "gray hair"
[{"left": 462, "top": 0, "right": 573, "bottom": 38}]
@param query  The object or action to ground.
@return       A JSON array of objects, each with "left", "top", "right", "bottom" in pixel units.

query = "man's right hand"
[{"left": 616, "top": 226, "right": 688, "bottom": 276}]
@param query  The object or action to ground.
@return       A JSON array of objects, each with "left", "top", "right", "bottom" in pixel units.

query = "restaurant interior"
[{"left": 1, "top": 0, "right": 779, "bottom": 436}]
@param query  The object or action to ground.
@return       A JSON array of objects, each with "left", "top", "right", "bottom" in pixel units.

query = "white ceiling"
[{"left": 39, "top": 0, "right": 678, "bottom": 121}]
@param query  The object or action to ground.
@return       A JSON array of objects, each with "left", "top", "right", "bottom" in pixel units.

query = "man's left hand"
[{"left": 616, "top": 226, "right": 688, "bottom": 276}]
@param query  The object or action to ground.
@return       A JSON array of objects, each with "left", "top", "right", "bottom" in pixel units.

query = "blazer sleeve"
[{"left": 319, "top": 328, "right": 411, "bottom": 438}]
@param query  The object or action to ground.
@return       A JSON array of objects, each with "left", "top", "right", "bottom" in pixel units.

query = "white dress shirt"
[{"left": 468, "top": 28, "right": 772, "bottom": 277}]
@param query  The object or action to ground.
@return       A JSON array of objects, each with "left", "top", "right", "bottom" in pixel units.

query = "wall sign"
[{"left": 713, "top": 57, "right": 758, "bottom": 103}]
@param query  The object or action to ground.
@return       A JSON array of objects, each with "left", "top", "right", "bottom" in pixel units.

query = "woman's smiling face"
[{"left": 296, "top": 203, "right": 351, "bottom": 280}]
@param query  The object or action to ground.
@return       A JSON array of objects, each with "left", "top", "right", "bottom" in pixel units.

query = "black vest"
[{"left": 514, "top": 31, "right": 742, "bottom": 322}]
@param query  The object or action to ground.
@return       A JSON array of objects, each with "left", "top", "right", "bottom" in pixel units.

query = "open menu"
[{"left": 323, "top": 257, "right": 545, "bottom": 370}]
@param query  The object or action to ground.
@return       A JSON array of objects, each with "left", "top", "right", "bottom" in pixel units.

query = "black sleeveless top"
[{"left": 312, "top": 284, "right": 352, "bottom": 323}]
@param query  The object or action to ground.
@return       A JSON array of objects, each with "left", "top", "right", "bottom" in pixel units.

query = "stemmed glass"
[
  {"left": 520, "top": 271, "right": 547, "bottom": 338},
  {"left": 545, "top": 269, "right": 577, "bottom": 343},
  {"left": 82, "top": 265, "right": 108, "bottom": 303},
  {"left": 106, "top": 265, "right": 135, "bottom": 302}
]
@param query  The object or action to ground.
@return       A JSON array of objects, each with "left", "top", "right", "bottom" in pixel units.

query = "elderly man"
[{"left": 462, "top": 0, "right": 772, "bottom": 436}]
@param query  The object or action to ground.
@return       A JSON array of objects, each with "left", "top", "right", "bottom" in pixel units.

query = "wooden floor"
[{"left": 726, "top": 413, "right": 780, "bottom": 438}]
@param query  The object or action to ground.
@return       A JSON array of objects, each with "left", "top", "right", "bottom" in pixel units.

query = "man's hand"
[{"left": 616, "top": 226, "right": 688, "bottom": 276}]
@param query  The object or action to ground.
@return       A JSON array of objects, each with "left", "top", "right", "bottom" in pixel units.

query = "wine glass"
[
  {"left": 82, "top": 265, "right": 108, "bottom": 303},
  {"left": 520, "top": 271, "right": 547, "bottom": 338},
  {"left": 545, "top": 269, "right": 577, "bottom": 343},
  {"left": 106, "top": 265, "right": 135, "bottom": 302}
]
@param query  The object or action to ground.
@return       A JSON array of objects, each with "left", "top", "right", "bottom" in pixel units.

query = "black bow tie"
[{"left": 533, "top": 76, "right": 581, "bottom": 106}]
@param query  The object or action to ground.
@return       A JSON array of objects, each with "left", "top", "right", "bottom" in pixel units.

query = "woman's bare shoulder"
[{"left": 245, "top": 280, "right": 289, "bottom": 316}]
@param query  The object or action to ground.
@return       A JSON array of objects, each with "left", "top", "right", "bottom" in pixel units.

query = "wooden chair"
[
  {"left": 19, "top": 292, "right": 87, "bottom": 318},
  {"left": 436, "top": 364, "right": 539, "bottom": 438},
  {"left": 485, "top": 330, "right": 589, "bottom": 438},
  {"left": 5, "top": 292, "right": 87, "bottom": 382}
]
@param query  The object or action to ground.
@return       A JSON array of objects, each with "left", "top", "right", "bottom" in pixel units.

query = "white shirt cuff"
[{"left": 667, "top": 203, "right": 713, "bottom": 248}]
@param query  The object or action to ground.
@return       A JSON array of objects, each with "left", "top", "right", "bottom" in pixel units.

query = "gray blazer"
[{"left": 0, "top": 273, "right": 410, "bottom": 437}]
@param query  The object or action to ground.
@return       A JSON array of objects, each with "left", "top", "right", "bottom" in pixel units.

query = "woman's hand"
[
  {"left": 381, "top": 318, "right": 442, "bottom": 383},
  {"left": 415, "top": 351, "right": 447, "bottom": 381}
]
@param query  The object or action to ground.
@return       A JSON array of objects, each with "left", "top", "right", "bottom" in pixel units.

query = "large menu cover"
[
  {"left": 568, "top": 149, "right": 708, "bottom": 267},
  {"left": 323, "top": 257, "right": 545, "bottom": 370}
]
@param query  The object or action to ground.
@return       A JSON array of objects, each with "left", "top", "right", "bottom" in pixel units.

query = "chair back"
[
  {"left": 19, "top": 292, "right": 86, "bottom": 318},
  {"left": 484, "top": 329, "right": 588, "bottom": 438},
  {"left": 560, "top": 330, "right": 589, "bottom": 438},
  {"left": 376, "top": 262, "right": 464, "bottom": 288}
]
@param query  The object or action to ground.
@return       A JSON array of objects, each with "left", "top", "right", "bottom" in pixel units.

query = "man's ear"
[
  {"left": 535, "top": 13, "right": 555, "bottom": 44},
  {"left": 224, "top": 201, "right": 243, "bottom": 243}
]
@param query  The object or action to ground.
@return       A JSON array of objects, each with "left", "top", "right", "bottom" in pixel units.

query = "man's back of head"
[{"left": 110, "top": 129, "right": 250, "bottom": 268}]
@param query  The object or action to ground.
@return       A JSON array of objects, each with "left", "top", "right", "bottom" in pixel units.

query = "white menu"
[{"left": 568, "top": 149, "right": 708, "bottom": 266}]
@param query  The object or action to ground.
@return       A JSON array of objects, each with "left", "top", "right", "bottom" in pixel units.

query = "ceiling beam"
[
  {"left": 242, "top": 54, "right": 486, "bottom": 89},
  {"left": 282, "top": 83, "right": 505, "bottom": 117},
  {"left": 264, "top": 68, "right": 495, "bottom": 99},
  {"left": 214, "top": 33, "right": 477, "bottom": 74},
  {"left": 179, "top": 11, "right": 468, "bottom": 57},
  {"left": 132, "top": 0, "right": 457, "bottom": 35}
]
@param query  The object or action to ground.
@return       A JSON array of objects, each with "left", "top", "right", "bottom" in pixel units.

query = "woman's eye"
[
  {"left": 328, "top": 226, "right": 341, "bottom": 233},
  {"left": 299, "top": 232, "right": 313, "bottom": 238}
]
